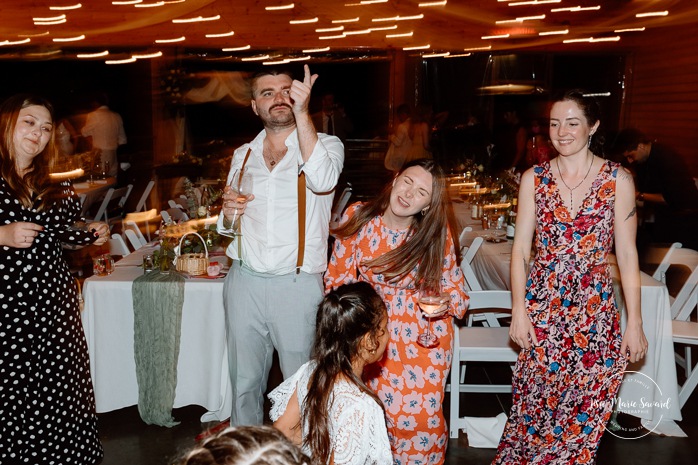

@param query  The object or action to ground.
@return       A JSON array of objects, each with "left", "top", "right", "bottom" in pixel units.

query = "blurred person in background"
[
  {"left": 312, "top": 92, "right": 354, "bottom": 143},
  {"left": 384, "top": 103, "right": 412, "bottom": 172},
  {"left": 613, "top": 127, "right": 698, "bottom": 251},
  {"left": 81, "top": 92, "right": 127, "bottom": 177},
  {"left": 0, "top": 94, "right": 108, "bottom": 464}
]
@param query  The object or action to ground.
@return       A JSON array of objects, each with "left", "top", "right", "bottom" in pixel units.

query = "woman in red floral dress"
[
  {"left": 325, "top": 159, "right": 469, "bottom": 465},
  {"left": 494, "top": 91, "right": 648, "bottom": 464}
]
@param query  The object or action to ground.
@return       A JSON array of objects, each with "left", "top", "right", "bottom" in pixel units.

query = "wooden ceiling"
[{"left": 0, "top": 0, "right": 696, "bottom": 62}]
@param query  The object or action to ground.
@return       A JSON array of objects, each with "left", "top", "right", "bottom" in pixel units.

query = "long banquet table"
[
  {"left": 452, "top": 200, "right": 684, "bottom": 436},
  {"left": 81, "top": 245, "right": 232, "bottom": 422},
  {"left": 73, "top": 177, "right": 117, "bottom": 216}
]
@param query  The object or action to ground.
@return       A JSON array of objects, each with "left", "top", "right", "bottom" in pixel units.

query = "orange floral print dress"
[
  {"left": 492, "top": 160, "right": 627, "bottom": 464},
  {"left": 325, "top": 203, "right": 469, "bottom": 465}
]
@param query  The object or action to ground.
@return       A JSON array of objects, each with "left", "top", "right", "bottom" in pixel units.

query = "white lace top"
[{"left": 269, "top": 362, "right": 393, "bottom": 465}]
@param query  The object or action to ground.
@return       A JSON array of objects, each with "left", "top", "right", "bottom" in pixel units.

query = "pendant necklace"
[
  {"left": 264, "top": 147, "right": 287, "bottom": 167},
  {"left": 556, "top": 153, "right": 594, "bottom": 213}
]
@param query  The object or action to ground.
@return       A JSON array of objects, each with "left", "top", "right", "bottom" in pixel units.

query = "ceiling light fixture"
[
  {"left": 222, "top": 45, "right": 251, "bottom": 51},
  {"left": 303, "top": 46, "right": 330, "bottom": 53},
  {"left": 52, "top": 35, "right": 85, "bottom": 42},
  {"left": 112, "top": 0, "right": 142, "bottom": 4},
  {"left": 332, "top": 18, "right": 360, "bottom": 23},
  {"left": 614, "top": 27, "right": 645, "bottom": 32},
  {"left": 446, "top": 53, "right": 472, "bottom": 58},
  {"left": 49, "top": 3, "right": 82, "bottom": 10},
  {"left": 539, "top": 29, "right": 568, "bottom": 35},
  {"left": 18, "top": 31, "right": 49, "bottom": 38},
  {"left": 263, "top": 59, "right": 291, "bottom": 65},
  {"left": 344, "top": 29, "right": 371, "bottom": 35},
  {"left": 508, "top": 0, "right": 560, "bottom": 5},
  {"left": 265, "top": 3, "right": 294, "bottom": 10},
  {"left": 132, "top": 51, "right": 163, "bottom": 59},
  {"left": 482, "top": 34, "right": 510, "bottom": 39},
  {"left": 316, "top": 26, "right": 344, "bottom": 32},
  {"left": 77, "top": 51, "right": 109, "bottom": 58},
  {"left": 370, "top": 25, "right": 398, "bottom": 31},
  {"left": 496, "top": 14, "right": 545, "bottom": 24},
  {"left": 155, "top": 36, "right": 186, "bottom": 43},
  {"left": 373, "top": 14, "right": 424, "bottom": 22},
  {"left": 34, "top": 19, "right": 67, "bottom": 25},
  {"left": 419, "top": 1, "right": 447, "bottom": 6},
  {"left": 135, "top": 1, "right": 165, "bottom": 7},
  {"left": 173, "top": 15, "right": 221, "bottom": 23},
  {"left": 551, "top": 6, "right": 600, "bottom": 13},
  {"left": 636, "top": 11, "right": 668, "bottom": 18},
  {"left": 422, "top": 51, "right": 450, "bottom": 58},
  {"left": 319, "top": 34, "right": 347, "bottom": 40},
  {"left": 386, "top": 32, "right": 413, "bottom": 38},
  {"left": 403, "top": 44, "right": 430, "bottom": 50},
  {"left": 241, "top": 55, "right": 270, "bottom": 61},
  {"left": 206, "top": 31, "right": 235, "bottom": 38},
  {"left": 33, "top": 14, "right": 66, "bottom": 21},
  {"left": 106, "top": 57, "right": 137, "bottom": 64},
  {"left": 290, "top": 17, "right": 319, "bottom": 24},
  {"left": 0, "top": 38, "right": 31, "bottom": 46},
  {"left": 288, "top": 55, "right": 311, "bottom": 61},
  {"left": 463, "top": 45, "right": 492, "bottom": 51}
]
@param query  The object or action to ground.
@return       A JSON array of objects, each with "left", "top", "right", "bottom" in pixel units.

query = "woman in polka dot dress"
[
  {"left": 326, "top": 159, "right": 469, "bottom": 464},
  {"left": 0, "top": 94, "right": 107, "bottom": 464}
]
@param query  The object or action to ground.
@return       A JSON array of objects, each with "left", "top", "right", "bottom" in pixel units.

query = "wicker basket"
[{"left": 175, "top": 232, "right": 209, "bottom": 276}]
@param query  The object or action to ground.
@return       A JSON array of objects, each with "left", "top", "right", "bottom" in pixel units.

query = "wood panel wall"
[{"left": 622, "top": 29, "right": 698, "bottom": 175}]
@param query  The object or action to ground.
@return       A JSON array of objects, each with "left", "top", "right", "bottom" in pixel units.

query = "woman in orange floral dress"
[
  {"left": 325, "top": 159, "right": 469, "bottom": 465},
  {"left": 495, "top": 91, "right": 648, "bottom": 463}
]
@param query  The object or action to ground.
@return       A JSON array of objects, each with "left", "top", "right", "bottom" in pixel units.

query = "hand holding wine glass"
[
  {"left": 220, "top": 168, "right": 254, "bottom": 237},
  {"left": 417, "top": 290, "right": 451, "bottom": 348}
]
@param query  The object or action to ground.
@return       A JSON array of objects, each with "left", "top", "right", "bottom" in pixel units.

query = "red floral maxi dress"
[
  {"left": 325, "top": 203, "right": 469, "bottom": 465},
  {"left": 493, "top": 160, "right": 627, "bottom": 464}
]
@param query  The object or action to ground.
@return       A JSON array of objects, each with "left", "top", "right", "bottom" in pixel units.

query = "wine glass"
[
  {"left": 219, "top": 168, "right": 253, "bottom": 237},
  {"left": 417, "top": 290, "right": 451, "bottom": 348}
]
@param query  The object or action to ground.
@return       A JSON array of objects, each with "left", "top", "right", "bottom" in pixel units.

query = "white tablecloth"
[
  {"left": 82, "top": 247, "right": 232, "bottom": 422},
  {"left": 452, "top": 200, "right": 683, "bottom": 435}
]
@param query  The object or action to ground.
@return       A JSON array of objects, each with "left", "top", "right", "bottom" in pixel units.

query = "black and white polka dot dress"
[{"left": 0, "top": 179, "right": 103, "bottom": 464}]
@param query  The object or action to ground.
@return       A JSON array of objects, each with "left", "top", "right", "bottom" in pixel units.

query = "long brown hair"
[
  {"left": 0, "top": 94, "right": 58, "bottom": 211},
  {"left": 303, "top": 282, "right": 386, "bottom": 465},
  {"left": 332, "top": 158, "right": 450, "bottom": 292}
]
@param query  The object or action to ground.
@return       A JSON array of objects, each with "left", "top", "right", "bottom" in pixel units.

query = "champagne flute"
[
  {"left": 219, "top": 168, "right": 253, "bottom": 237},
  {"left": 417, "top": 290, "right": 451, "bottom": 348}
]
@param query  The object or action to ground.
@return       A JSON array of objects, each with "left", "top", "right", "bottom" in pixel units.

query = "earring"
[
  {"left": 588, "top": 134, "right": 592, "bottom": 147},
  {"left": 421, "top": 207, "right": 429, "bottom": 216}
]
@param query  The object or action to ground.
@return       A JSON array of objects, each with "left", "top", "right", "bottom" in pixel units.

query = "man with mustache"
[{"left": 218, "top": 65, "right": 344, "bottom": 426}]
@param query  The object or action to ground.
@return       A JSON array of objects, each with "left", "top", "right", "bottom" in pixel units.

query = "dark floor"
[{"left": 98, "top": 362, "right": 698, "bottom": 465}]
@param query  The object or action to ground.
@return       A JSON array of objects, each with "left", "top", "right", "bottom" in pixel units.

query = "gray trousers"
[{"left": 223, "top": 261, "right": 322, "bottom": 425}]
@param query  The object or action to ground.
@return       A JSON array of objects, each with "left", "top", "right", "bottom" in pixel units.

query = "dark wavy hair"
[
  {"left": 302, "top": 282, "right": 387, "bottom": 464},
  {"left": 0, "top": 94, "right": 58, "bottom": 210},
  {"left": 332, "top": 158, "right": 451, "bottom": 291},
  {"left": 174, "top": 425, "right": 310, "bottom": 465},
  {"left": 551, "top": 89, "right": 605, "bottom": 156}
]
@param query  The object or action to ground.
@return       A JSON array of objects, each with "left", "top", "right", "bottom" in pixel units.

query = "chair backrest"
[
  {"left": 135, "top": 180, "right": 155, "bottom": 212},
  {"left": 161, "top": 207, "right": 189, "bottom": 223},
  {"left": 467, "top": 290, "right": 513, "bottom": 311},
  {"left": 168, "top": 197, "right": 189, "bottom": 210},
  {"left": 651, "top": 242, "right": 683, "bottom": 283},
  {"left": 460, "top": 236, "right": 484, "bottom": 291},
  {"left": 118, "top": 184, "right": 134, "bottom": 208},
  {"left": 123, "top": 220, "right": 147, "bottom": 249},
  {"left": 89, "top": 188, "right": 115, "bottom": 223},
  {"left": 330, "top": 184, "right": 352, "bottom": 227},
  {"left": 108, "top": 233, "right": 131, "bottom": 257},
  {"left": 651, "top": 245, "right": 698, "bottom": 320}
]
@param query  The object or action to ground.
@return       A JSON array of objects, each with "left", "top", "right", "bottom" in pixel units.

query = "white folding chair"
[
  {"left": 330, "top": 184, "right": 352, "bottom": 228},
  {"left": 449, "top": 290, "right": 519, "bottom": 439},
  {"left": 108, "top": 233, "right": 131, "bottom": 257},
  {"left": 161, "top": 207, "right": 189, "bottom": 223},
  {"left": 134, "top": 180, "right": 155, "bottom": 241},
  {"left": 103, "top": 184, "right": 133, "bottom": 230},
  {"left": 85, "top": 188, "right": 115, "bottom": 224},
  {"left": 123, "top": 220, "right": 147, "bottom": 250},
  {"left": 672, "top": 321, "right": 698, "bottom": 408},
  {"left": 168, "top": 196, "right": 189, "bottom": 210},
  {"left": 460, "top": 234, "right": 484, "bottom": 291}
]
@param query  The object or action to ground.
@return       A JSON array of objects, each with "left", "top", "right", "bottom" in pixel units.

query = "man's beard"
[{"left": 262, "top": 104, "right": 295, "bottom": 130}]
